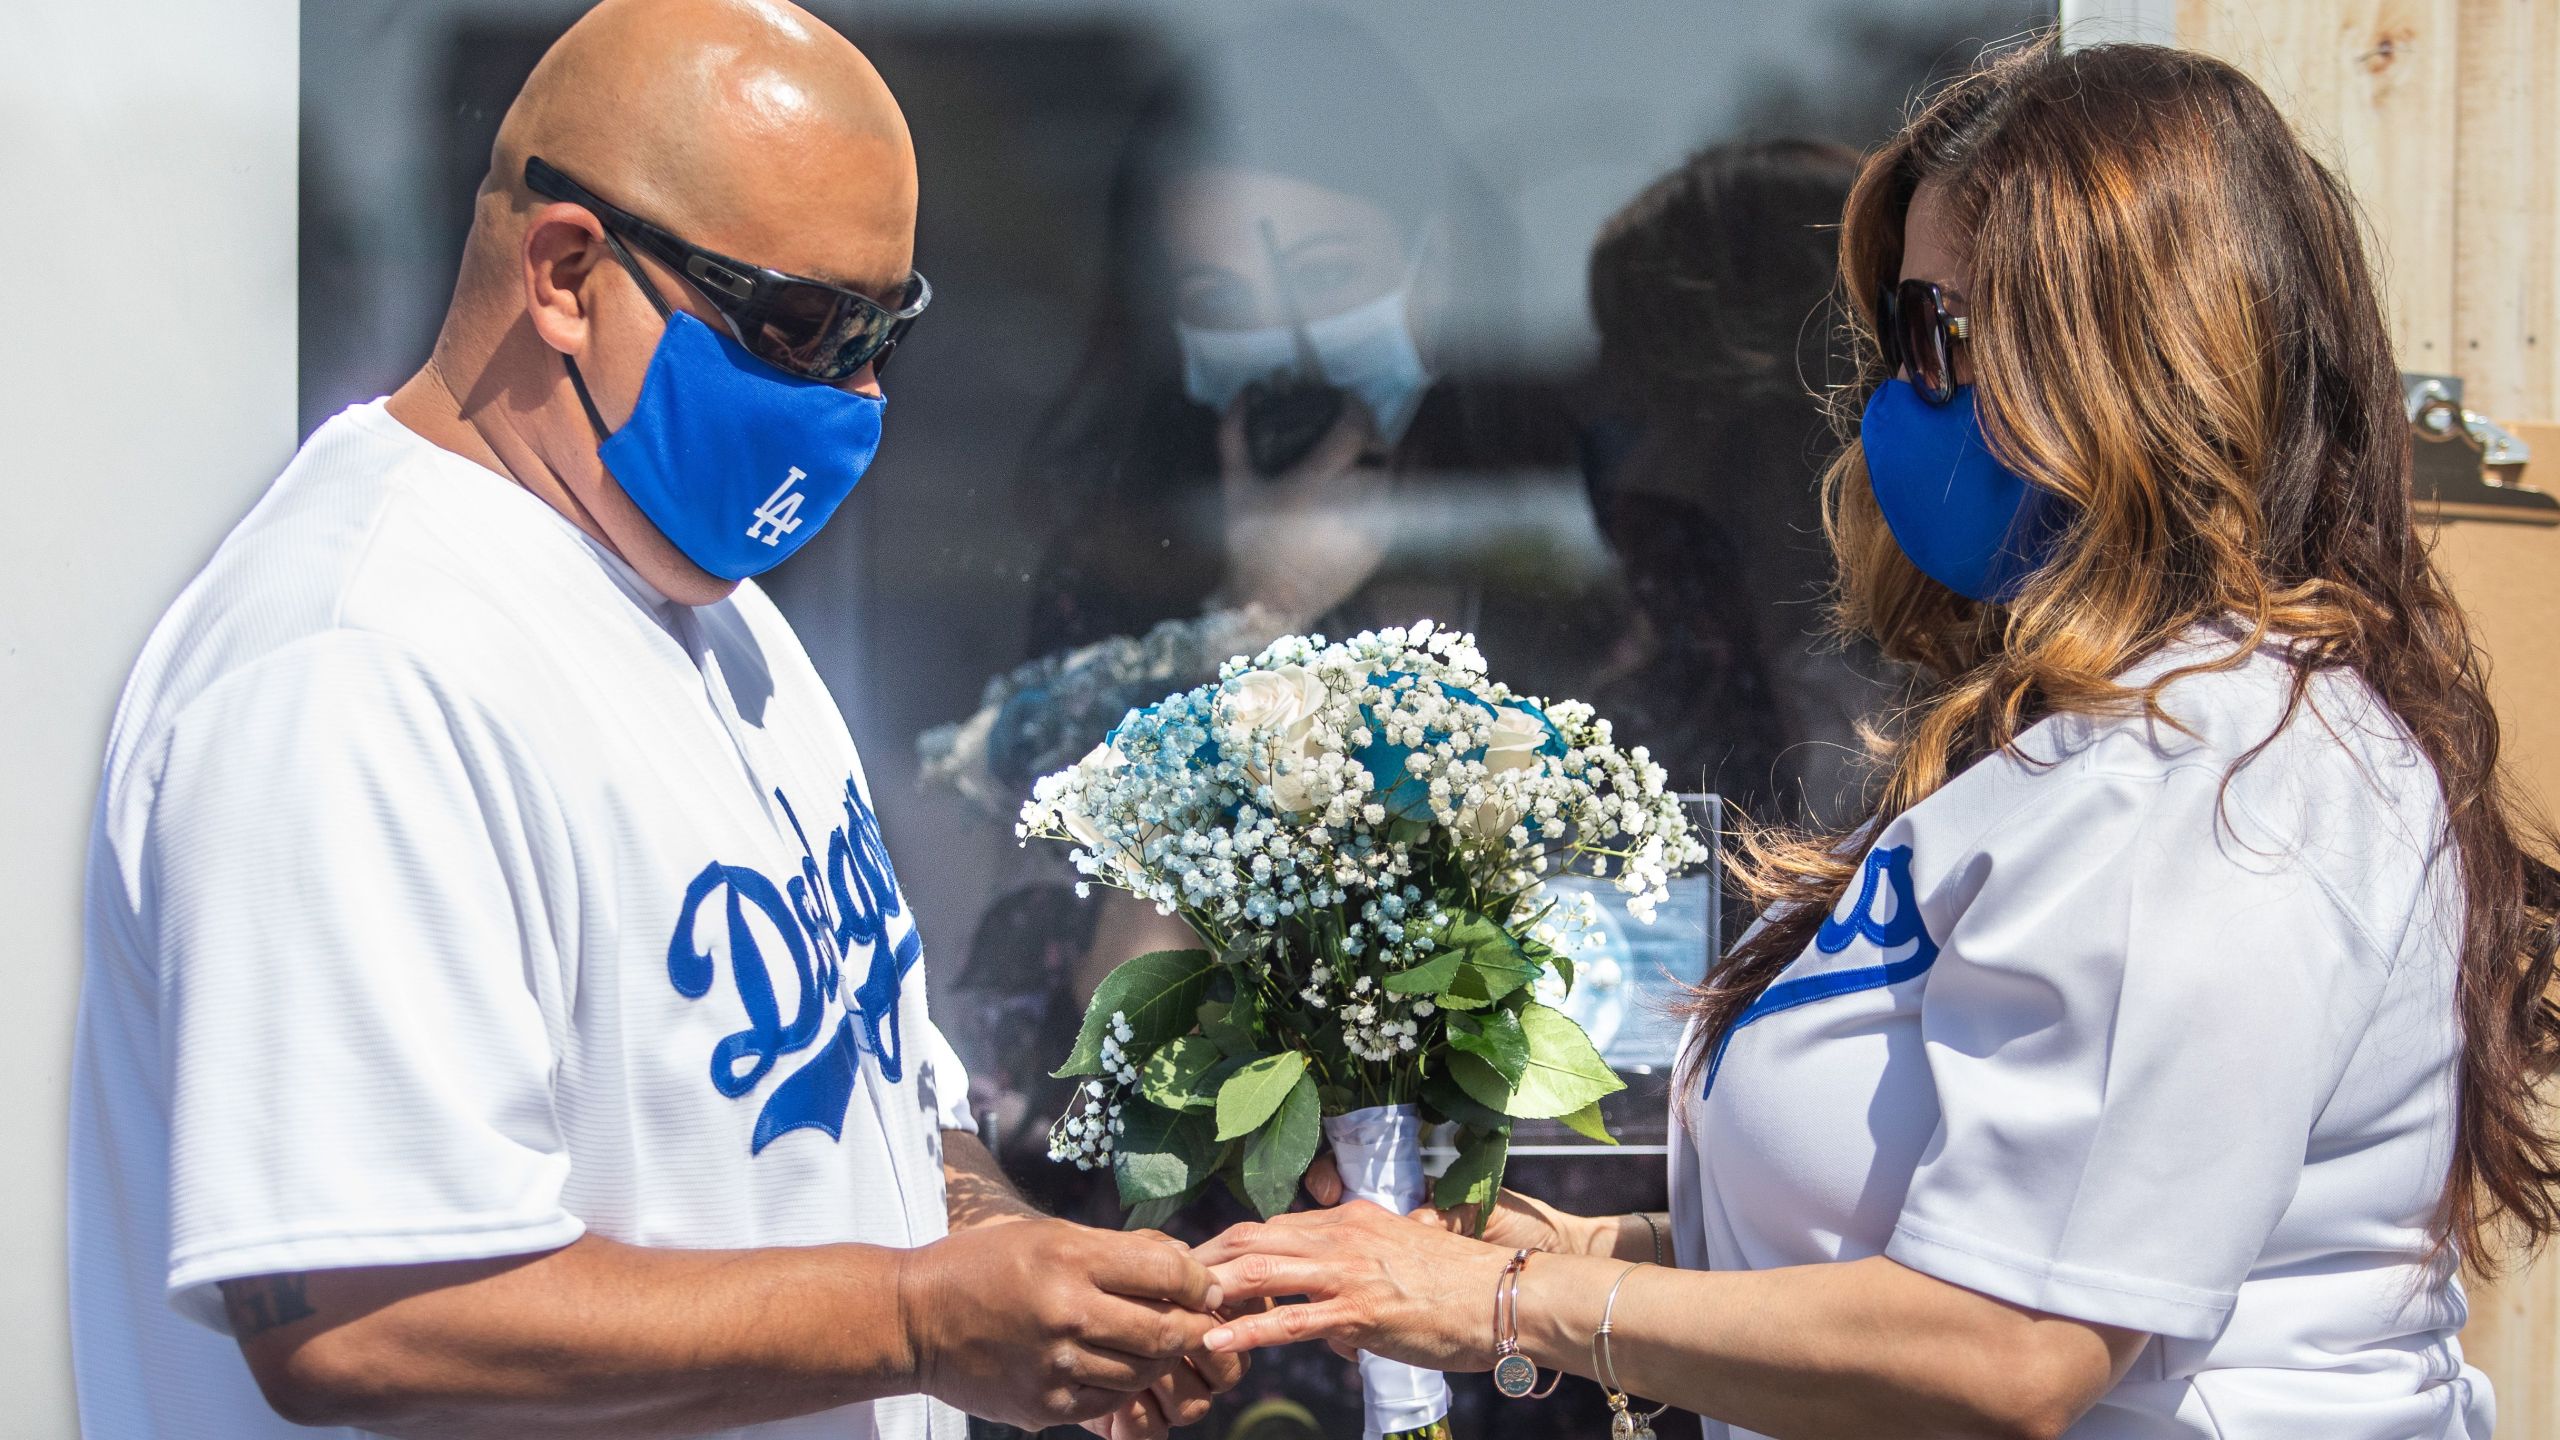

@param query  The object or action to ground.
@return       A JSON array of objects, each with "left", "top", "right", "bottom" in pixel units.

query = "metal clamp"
[{"left": 2402, "top": 373, "right": 2556, "bottom": 524}]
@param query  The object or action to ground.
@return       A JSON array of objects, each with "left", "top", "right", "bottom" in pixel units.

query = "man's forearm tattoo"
[{"left": 221, "top": 1274, "right": 318, "bottom": 1338}]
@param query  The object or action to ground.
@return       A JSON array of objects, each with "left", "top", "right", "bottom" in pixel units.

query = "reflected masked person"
[
  {"left": 1031, "top": 12, "right": 1591, "bottom": 659},
  {"left": 1580, "top": 140, "right": 1902, "bottom": 831},
  {"left": 922, "top": 17, "right": 1607, "bottom": 1438},
  {"left": 920, "top": 13, "right": 1600, "bottom": 820}
]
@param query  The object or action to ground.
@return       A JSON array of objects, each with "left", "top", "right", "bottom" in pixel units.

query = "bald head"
[
  {"left": 395, "top": 0, "right": 918, "bottom": 609},
  {"left": 465, "top": 0, "right": 915, "bottom": 307}
]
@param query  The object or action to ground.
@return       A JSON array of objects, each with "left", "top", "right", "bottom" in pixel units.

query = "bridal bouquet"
[{"left": 1019, "top": 621, "right": 1708, "bottom": 1438}]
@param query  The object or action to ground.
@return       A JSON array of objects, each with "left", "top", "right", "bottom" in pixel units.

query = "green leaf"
[
  {"left": 1440, "top": 954, "right": 1540, "bottom": 1011},
  {"left": 1449, "top": 1002, "right": 1624, "bottom": 1119},
  {"left": 1448, "top": 1052, "right": 1514, "bottom": 1113},
  {"left": 1383, "top": 949, "right": 1463, "bottom": 996},
  {"left": 1522, "top": 932, "right": 1573, "bottom": 993},
  {"left": 1054, "top": 949, "right": 1218, "bottom": 1078},
  {"left": 1238, "top": 1071, "right": 1322, "bottom": 1217},
  {"left": 1215, "top": 1051, "right": 1311, "bottom": 1141},
  {"left": 1196, "top": 1000, "right": 1250, "bottom": 1059},
  {"left": 1216, "top": 1161, "right": 1257, "bottom": 1212},
  {"left": 1555, "top": 1099, "right": 1618, "bottom": 1145},
  {"left": 1433, "top": 1124, "right": 1512, "bottom": 1232},
  {"left": 1518, "top": 1000, "right": 1619, "bottom": 1073},
  {"left": 1229, "top": 982, "right": 1266, "bottom": 1036},
  {"left": 1422, "top": 912, "right": 1538, "bottom": 1012},
  {"left": 1140, "top": 1035, "right": 1225, "bottom": 1113},
  {"left": 1124, "top": 1192, "right": 1193, "bottom": 1232},
  {"left": 1445, "top": 1010, "right": 1529, "bottom": 1086},
  {"left": 1420, "top": 1067, "right": 1508, "bottom": 1130},
  {"left": 1442, "top": 909, "right": 1521, "bottom": 960},
  {"left": 1113, "top": 1103, "right": 1218, "bottom": 1205}
]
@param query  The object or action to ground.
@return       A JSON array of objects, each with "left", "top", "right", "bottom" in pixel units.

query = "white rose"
[
  {"left": 1220, "top": 666, "right": 1330, "bottom": 746},
  {"left": 1460, "top": 705, "right": 1550, "bottom": 838},
  {"left": 1480, "top": 705, "right": 1550, "bottom": 775},
  {"left": 1058, "top": 742, "right": 1128, "bottom": 856},
  {"left": 1218, "top": 666, "right": 1331, "bottom": 812},
  {"left": 918, "top": 702, "right": 1000, "bottom": 809},
  {"left": 1458, "top": 795, "right": 1526, "bottom": 843}
]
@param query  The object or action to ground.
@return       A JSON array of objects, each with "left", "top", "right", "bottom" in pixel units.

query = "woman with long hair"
[
  {"left": 1007, "top": 11, "right": 1587, "bottom": 670},
  {"left": 1193, "top": 40, "right": 2560, "bottom": 1439},
  {"left": 1581, "top": 137, "right": 1897, "bottom": 833}
]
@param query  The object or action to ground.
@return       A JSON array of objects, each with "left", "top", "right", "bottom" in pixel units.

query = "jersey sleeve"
[
  {"left": 145, "top": 633, "right": 584, "bottom": 1330},
  {"left": 1884, "top": 763, "right": 2387, "bottom": 1340}
]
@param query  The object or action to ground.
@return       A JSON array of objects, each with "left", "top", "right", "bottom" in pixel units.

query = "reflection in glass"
[
  {"left": 1583, "top": 139, "right": 1903, "bottom": 834},
  {"left": 294, "top": 6, "right": 2059, "bottom": 1437}
]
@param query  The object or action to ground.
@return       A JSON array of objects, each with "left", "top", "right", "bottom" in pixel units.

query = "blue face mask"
[
  {"left": 568, "top": 306, "right": 884, "bottom": 584},
  {"left": 1176, "top": 270, "right": 1436, "bottom": 445},
  {"left": 1859, "top": 378, "right": 2066, "bottom": 603}
]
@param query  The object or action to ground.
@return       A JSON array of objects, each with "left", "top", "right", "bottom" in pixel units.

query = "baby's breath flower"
[{"left": 1015, "top": 621, "right": 1710, "bottom": 1127}]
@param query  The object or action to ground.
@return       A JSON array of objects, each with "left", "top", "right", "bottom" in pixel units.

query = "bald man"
[{"left": 69, "top": 3, "right": 1239, "bottom": 1437}]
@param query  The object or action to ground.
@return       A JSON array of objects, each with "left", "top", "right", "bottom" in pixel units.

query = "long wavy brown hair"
[{"left": 1687, "top": 38, "right": 2560, "bottom": 1273}]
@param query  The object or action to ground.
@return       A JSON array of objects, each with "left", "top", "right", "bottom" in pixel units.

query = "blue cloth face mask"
[
  {"left": 1859, "top": 378, "right": 2066, "bottom": 602},
  {"left": 568, "top": 307, "right": 884, "bottom": 584},
  {"left": 1176, "top": 269, "right": 1435, "bottom": 445}
]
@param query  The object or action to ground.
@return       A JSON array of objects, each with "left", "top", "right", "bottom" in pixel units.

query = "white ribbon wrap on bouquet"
[{"left": 1321, "top": 1103, "right": 1454, "bottom": 1439}]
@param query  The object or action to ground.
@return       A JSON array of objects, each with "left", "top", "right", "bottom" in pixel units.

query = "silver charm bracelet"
[
  {"left": 1490, "top": 1249, "right": 1561, "bottom": 1399},
  {"left": 1594, "top": 1261, "right": 1671, "bottom": 1440}
]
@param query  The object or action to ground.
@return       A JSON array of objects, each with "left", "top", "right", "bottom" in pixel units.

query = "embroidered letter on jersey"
[
  {"left": 1702, "top": 844, "right": 1939, "bottom": 1097},
  {"left": 667, "top": 778, "right": 925, "bottom": 1153}
]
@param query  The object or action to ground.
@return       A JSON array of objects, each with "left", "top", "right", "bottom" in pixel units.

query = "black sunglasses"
[
  {"left": 524, "top": 155, "right": 929, "bottom": 383},
  {"left": 1876, "top": 278, "right": 1974, "bottom": 407}
]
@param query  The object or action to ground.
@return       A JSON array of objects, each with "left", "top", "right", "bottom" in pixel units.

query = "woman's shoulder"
[
  {"left": 2026, "top": 632, "right": 2431, "bottom": 793},
  {"left": 1941, "top": 632, "right": 2451, "bottom": 917}
]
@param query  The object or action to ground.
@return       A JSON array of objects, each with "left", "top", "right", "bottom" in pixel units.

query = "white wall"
[{"left": 0, "top": 2, "right": 299, "bottom": 1430}]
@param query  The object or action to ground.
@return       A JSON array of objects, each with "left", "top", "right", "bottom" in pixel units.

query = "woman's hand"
[
  {"left": 1215, "top": 398, "right": 1396, "bottom": 625},
  {"left": 1190, "top": 1201, "right": 1516, "bottom": 1371},
  {"left": 1301, "top": 1152, "right": 1608, "bottom": 1257}
]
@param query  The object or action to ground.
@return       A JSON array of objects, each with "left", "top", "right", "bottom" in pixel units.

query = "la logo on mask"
[
  {"left": 587, "top": 310, "right": 884, "bottom": 582},
  {"left": 749, "top": 466, "right": 810, "bottom": 546}
]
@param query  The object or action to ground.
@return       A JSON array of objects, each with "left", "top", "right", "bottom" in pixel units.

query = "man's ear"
[{"left": 523, "top": 204, "right": 608, "bottom": 357}]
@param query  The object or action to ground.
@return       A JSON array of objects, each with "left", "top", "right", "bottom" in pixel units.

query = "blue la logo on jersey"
[
  {"left": 666, "top": 776, "right": 922, "bottom": 1154},
  {"left": 1812, "top": 844, "right": 1939, "bottom": 971},
  {"left": 1701, "top": 843, "right": 1939, "bottom": 1098}
]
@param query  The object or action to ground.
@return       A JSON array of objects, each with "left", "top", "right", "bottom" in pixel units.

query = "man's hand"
[
  {"left": 1073, "top": 1232, "right": 1255, "bottom": 1440},
  {"left": 938, "top": 1131, "right": 1245, "bottom": 1438},
  {"left": 897, "top": 1218, "right": 1230, "bottom": 1433}
]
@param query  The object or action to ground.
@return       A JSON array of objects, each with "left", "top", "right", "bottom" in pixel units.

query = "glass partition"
[{"left": 301, "top": 4, "right": 2054, "bottom": 1434}]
